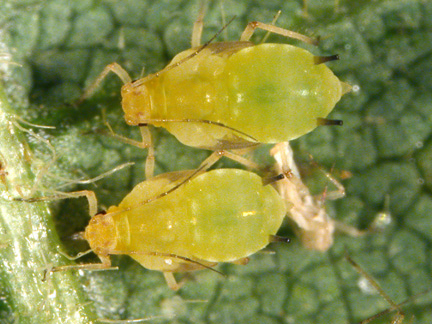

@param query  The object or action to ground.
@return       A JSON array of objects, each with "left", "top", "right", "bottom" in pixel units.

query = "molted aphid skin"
[
  {"left": 84, "top": 169, "right": 286, "bottom": 289},
  {"left": 121, "top": 42, "right": 350, "bottom": 150},
  {"left": 271, "top": 142, "right": 336, "bottom": 251}
]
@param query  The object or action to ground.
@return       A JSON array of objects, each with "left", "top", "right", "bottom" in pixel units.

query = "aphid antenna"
[
  {"left": 102, "top": 162, "right": 215, "bottom": 219},
  {"left": 96, "top": 314, "right": 175, "bottom": 323},
  {"left": 358, "top": 289, "right": 431, "bottom": 324},
  {"left": 122, "top": 250, "right": 226, "bottom": 277},
  {"left": 138, "top": 118, "right": 258, "bottom": 144},
  {"left": 344, "top": 251, "right": 405, "bottom": 323},
  {"left": 144, "top": 15, "right": 237, "bottom": 83},
  {"left": 58, "top": 248, "right": 93, "bottom": 261},
  {"left": 78, "top": 13, "right": 237, "bottom": 104},
  {"left": 102, "top": 149, "right": 268, "bottom": 219},
  {"left": 52, "top": 162, "right": 134, "bottom": 190},
  {"left": 11, "top": 118, "right": 58, "bottom": 198},
  {"left": 317, "top": 117, "right": 343, "bottom": 126},
  {"left": 42, "top": 262, "right": 119, "bottom": 282}
]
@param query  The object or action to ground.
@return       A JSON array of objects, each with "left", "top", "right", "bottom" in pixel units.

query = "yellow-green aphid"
[
  {"left": 124, "top": 41, "right": 348, "bottom": 148},
  {"left": 82, "top": 8, "right": 350, "bottom": 178},
  {"left": 84, "top": 168, "right": 286, "bottom": 290}
]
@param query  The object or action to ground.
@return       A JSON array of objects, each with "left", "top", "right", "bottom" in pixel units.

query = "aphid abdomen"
[
  {"left": 144, "top": 43, "right": 345, "bottom": 148},
  {"left": 98, "top": 169, "right": 285, "bottom": 271},
  {"left": 223, "top": 44, "right": 344, "bottom": 142},
  {"left": 181, "top": 169, "right": 286, "bottom": 262}
]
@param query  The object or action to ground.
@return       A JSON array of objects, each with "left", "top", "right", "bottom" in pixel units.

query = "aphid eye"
[{"left": 317, "top": 118, "right": 343, "bottom": 126}]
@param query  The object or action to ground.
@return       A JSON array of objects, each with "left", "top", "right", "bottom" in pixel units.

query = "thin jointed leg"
[
  {"left": 79, "top": 62, "right": 132, "bottom": 104},
  {"left": 240, "top": 21, "right": 317, "bottom": 45}
]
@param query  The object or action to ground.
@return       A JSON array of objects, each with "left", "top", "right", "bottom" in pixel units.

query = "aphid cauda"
[
  {"left": 81, "top": 6, "right": 350, "bottom": 178},
  {"left": 48, "top": 153, "right": 289, "bottom": 290}
]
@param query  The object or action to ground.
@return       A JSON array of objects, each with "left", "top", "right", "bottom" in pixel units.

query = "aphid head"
[
  {"left": 84, "top": 213, "right": 117, "bottom": 255},
  {"left": 120, "top": 81, "right": 152, "bottom": 126}
]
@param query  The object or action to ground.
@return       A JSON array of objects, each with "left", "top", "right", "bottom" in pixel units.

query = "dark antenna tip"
[
  {"left": 317, "top": 118, "right": 343, "bottom": 126},
  {"left": 269, "top": 235, "right": 291, "bottom": 243},
  {"left": 314, "top": 54, "right": 340, "bottom": 65}
]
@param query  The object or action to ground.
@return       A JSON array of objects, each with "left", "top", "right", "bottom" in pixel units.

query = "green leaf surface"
[{"left": 1, "top": 0, "right": 432, "bottom": 323}]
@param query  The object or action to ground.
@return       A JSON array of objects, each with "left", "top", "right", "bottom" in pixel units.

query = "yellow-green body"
[
  {"left": 85, "top": 169, "right": 286, "bottom": 272},
  {"left": 121, "top": 42, "right": 347, "bottom": 149}
]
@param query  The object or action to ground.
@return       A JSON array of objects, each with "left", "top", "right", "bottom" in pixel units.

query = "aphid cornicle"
[
  {"left": 82, "top": 8, "right": 350, "bottom": 177},
  {"left": 80, "top": 167, "right": 287, "bottom": 290}
]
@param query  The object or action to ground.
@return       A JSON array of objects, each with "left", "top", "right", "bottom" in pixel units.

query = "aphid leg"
[
  {"left": 346, "top": 253, "right": 410, "bottom": 324},
  {"left": 62, "top": 189, "right": 98, "bottom": 217},
  {"left": 141, "top": 126, "right": 155, "bottom": 179},
  {"left": 221, "top": 150, "right": 260, "bottom": 169},
  {"left": 104, "top": 116, "right": 154, "bottom": 178},
  {"left": 163, "top": 272, "right": 182, "bottom": 291},
  {"left": 311, "top": 159, "right": 346, "bottom": 201},
  {"left": 308, "top": 155, "right": 369, "bottom": 238},
  {"left": 240, "top": 21, "right": 318, "bottom": 45},
  {"left": 197, "top": 150, "right": 260, "bottom": 171},
  {"left": 191, "top": 0, "right": 207, "bottom": 47},
  {"left": 78, "top": 62, "right": 132, "bottom": 104},
  {"left": 43, "top": 254, "right": 117, "bottom": 282},
  {"left": 17, "top": 189, "right": 98, "bottom": 217}
]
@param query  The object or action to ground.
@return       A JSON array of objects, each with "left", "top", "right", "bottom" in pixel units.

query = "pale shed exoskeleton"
[{"left": 270, "top": 142, "right": 367, "bottom": 251}]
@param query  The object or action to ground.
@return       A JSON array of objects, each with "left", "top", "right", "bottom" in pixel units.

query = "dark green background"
[{"left": 1, "top": 0, "right": 432, "bottom": 323}]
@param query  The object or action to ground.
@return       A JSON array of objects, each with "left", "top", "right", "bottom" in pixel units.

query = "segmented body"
[
  {"left": 85, "top": 169, "right": 286, "bottom": 272},
  {"left": 121, "top": 42, "right": 348, "bottom": 149}
]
